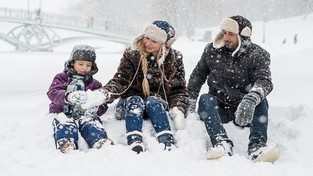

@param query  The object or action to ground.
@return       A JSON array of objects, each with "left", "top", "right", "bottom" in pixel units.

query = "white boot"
[
  {"left": 249, "top": 143, "right": 280, "bottom": 163},
  {"left": 206, "top": 140, "right": 233, "bottom": 160}
]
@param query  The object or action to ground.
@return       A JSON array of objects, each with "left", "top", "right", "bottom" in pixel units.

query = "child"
[{"left": 47, "top": 45, "right": 113, "bottom": 153}]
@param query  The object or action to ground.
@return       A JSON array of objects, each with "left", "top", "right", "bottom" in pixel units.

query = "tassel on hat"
[{"left": 213, "top": 15, "right": 252, "bottom": 56}]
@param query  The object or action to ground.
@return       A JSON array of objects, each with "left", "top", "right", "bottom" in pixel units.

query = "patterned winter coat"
[
  {"left": 188, "top": 42, "right": 273, "bottom": 107},
  {"left": 103, "top": 47, "right": 188, "bottom": 114},
  {"left": 47, "top": 68, "right": 108, "bottom": 116}
]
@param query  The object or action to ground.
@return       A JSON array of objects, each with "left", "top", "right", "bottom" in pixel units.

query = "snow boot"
[
  {"left": 57, "top": 138, "right": 76, "bottom": 153},
  {"left": 126, "top": 131, "right": 145, "bottom": 154},
  {"left": 156, "top": 131, "right": 175, "bottom": 151},
  {"left": 248, "top": 143, "right": 280, "bottom": 163},
  {"left": 92, "top": 138, "right": 114, "bottom": 149},
  {"left": 206, "top": 140, "right": 233, "bottom": 160}
]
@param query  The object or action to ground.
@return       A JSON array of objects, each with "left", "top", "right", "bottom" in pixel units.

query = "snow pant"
[
  {"left": 114, "top": 96, "right": 174, "bottom": 146},
  {"left": 198, "top": 93, "right": 268, "bottom": 151},
  {"left": 52, "top": 113, "right": 108, "bottom": 149}
]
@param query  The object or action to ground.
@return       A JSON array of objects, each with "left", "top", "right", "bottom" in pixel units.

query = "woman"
[{"left": 83, "top": 20, "right": 188, "bottom": 153}]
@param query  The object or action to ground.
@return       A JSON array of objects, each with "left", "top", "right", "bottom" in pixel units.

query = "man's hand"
[{"left": 235, "top": 92, "right": 261, "bottom": 126}]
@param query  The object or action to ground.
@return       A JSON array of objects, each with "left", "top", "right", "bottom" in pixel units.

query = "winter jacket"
[
  {"left": 103, "top": 47, "right": 188, "bottom": 114},
  {"left": 47, "top": 70, "right": 108, "bottom": 116},
  {"left": 188, "top": 42, "right": 273, "bottom": 107}
]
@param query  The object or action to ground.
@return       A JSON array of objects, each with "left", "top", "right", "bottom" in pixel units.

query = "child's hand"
[
  {"left": 81, "top": 89, "right": 109, "bottom": 109},
  {"left": 66, "top": 91, "right": 87, "bottom": 106},
  {"left": 84, "top": 106, "right": 99, "bottom": 117}
]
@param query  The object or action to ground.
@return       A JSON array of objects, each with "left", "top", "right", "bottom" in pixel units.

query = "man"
[{"left": 187, "top": 15, "right": 280, "bottom": 163}]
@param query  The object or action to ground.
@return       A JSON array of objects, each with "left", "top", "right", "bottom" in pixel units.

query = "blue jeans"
[
  {"left": 53, "top": 115, "right": 108, "bottom": 148},
  {"left": 115, "top": 96, "right": 171, "bottom": 133},
  {"left": 198, "top": 93, "right": 268, "bottom": 150},
  {"left": 114, "top": 96, "right": 173, "bottom": 145}
]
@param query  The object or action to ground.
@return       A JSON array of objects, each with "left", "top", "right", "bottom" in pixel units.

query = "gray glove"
[
  {"left": 186, "top": 99, "right": 197, "bottom": 115},
  {"left": 235, "top": 92, "right": 261, "bottom": 126},
  {"left": 66, "top": 91, "right": 87, "bottom": 106}
]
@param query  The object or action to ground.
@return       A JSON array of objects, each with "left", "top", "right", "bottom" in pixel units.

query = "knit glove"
[
  {"left": 84, "top": 106, "right": 99, "bottom": 117},
  {"left": 235, "top": 92, "right": 261, "bottom": 126},
  {"left": 81, "top": 89, "right": 110, "bottom": 109},
  {"left": 169, "top": 107, "right": 186, "bottom": 130},
  {"left": 186, "top": 99, "right": 197, "bottom": 115},
  {"left": 66, "top": 91, "right": 87, "bottom": 106}
]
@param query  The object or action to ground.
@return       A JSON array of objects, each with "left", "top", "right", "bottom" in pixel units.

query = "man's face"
[{"left": 222, "top": 30, "right": 239, "bottom": 49}]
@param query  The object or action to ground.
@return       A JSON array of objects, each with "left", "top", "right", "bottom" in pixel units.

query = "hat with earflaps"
[{"left": 213, "top": 15, "right": 252, "bottom": 56}]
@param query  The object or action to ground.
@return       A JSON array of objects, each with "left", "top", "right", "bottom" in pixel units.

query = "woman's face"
[
  {"left": 143, "top": 37, "right": 162, "bottom": 55},
  {"left": 72, "top": 60, "right": 92, "bottom": 75}
]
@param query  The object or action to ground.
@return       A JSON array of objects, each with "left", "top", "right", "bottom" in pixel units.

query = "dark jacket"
[
  {"left": 188, "top": 43, "right": 273, "bottom": 107},
  {"left": 104, "top": 47, "right": 188, "bottom": 113}
]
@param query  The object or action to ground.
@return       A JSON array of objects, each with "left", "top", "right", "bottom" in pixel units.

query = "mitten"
[
  {"left": 81, "top": 89, "right": 110, "bottom": 109},
  {"left": 66, "top": 91, "right": 87, "bottom": 106},
  {"left": 169, "top": 107, "right": 186, "bottom": 130},
  {"left": 186, "top": 99, "right": 197, "bottom": 115},
  {"left": 84, "top": 106, "right": 99, "bottom": 117},
  {"left": 235, "top": 92, "right": 261, "bottom": 126}
]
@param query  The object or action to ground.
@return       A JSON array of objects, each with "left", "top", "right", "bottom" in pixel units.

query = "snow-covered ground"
[{"left": 0, "top": 14, "right": 313, "bottom": 176}]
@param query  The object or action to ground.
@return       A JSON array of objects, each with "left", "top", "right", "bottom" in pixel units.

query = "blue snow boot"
[
  {"left": 126, "top": 131, "right": 145, "bottom": 154},
  {"left": 156, "top": 131, "right": 175, "bottom": 151}
]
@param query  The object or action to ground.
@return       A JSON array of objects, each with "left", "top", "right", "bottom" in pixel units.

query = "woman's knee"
[
  {"left": 124, "top": 96, "right": 145, "bottom": 116},
  {"left": 126, "top": 96, "right": 144, "bottom": 107},
  {"left": 145, "top": 96, "right": 166, "bottom": 109}
]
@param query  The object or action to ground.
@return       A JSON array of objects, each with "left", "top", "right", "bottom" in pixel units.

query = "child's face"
[{"left": 72, "top": 60, "right": 93, "bottom": 75}]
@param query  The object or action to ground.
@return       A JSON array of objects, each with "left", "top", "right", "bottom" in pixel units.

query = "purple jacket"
[{"left": 47, "top": 72, "right": 108, "bottom": 116}]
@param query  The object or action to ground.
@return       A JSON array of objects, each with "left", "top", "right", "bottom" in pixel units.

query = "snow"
[
  {"left": 0, "top": 0, "right": 78, "bottom": 13},
  {"left": 1, "top": 14, "right": 313, "bottom": 176}
]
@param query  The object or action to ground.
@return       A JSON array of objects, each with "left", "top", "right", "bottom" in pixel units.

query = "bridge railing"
[{"left": 0, "top": 7, "right": 138, "bottom": 36}]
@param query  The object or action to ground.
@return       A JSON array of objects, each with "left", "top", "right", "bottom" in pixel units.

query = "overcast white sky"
[{"left": 0, "top": 0, "right": 80, "bottom": 13}]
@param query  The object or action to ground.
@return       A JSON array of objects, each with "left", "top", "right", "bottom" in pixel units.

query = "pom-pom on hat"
[
  {"left": 213, "top": 15, "right": 252, "bottom": 56},
  {"left": 132, "top": 20, "right": 176, "bottom": 50}
]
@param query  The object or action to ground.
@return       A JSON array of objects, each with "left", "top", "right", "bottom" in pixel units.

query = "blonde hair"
[
  {"left": 138, "top": 39, "right": 165, "bottom": 97},
  {"left": 138, "top": 41, "right": 150, "bottom": 97}
]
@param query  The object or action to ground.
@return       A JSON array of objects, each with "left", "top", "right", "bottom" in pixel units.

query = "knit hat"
[
  {"left": 70, "top": 45, "right": 96, "bottom": 62},
  {"left": 132, "top": 20, "right": 176, "bottom": 50},
  {"left": 213, "top": 15, "right": 252, "bottom": 56},
  {"left": 66, "top": 45, "right": 98, "bottom": 76}
]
